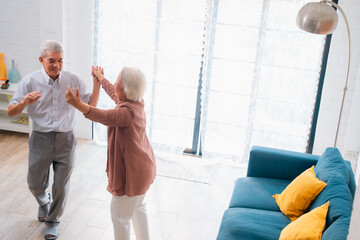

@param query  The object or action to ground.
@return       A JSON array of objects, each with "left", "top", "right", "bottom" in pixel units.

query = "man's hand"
[
  {"left": 7, "top": 91, "right": 41, "bottom": 117},
  {"left": 24, "top": 91, "right": 42, "bottom": 105}
]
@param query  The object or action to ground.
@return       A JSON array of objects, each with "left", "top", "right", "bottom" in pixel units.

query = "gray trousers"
[{"left": 27, "top": 130, "right": 76, "bottom": 227}]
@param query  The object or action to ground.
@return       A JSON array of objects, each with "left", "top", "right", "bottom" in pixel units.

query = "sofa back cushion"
[
  {"left": 345, "top": 161, "right": 356, "bottom": 198},
  {"left": 247, "top": 146, "right": 319, "bottom": 180},
  {"left": 309, "top": 176, "right": 353, "bottom": 228},
  {"left": 314, "top": 147, "right": 349, "bottom": 184},
  {"left": 321, "top": 216, "right": 351, "bottom": 240}
]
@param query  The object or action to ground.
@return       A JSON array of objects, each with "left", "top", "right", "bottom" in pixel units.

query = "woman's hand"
[
  {"left": 65, "top": 86, "right": 91, "bottom": 114},
  {"left": 92, "top": 66, "right": 105, "bottom": 83},
  {"left": 65, "top": 86, "right": 81, "bottom": 107}
]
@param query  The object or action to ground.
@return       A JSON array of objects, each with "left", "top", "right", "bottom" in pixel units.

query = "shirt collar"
[{"left": 41, "top": 67, "right": 62, "bottom": 84}]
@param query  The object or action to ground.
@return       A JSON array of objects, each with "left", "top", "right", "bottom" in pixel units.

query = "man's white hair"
[
  {"left": 119, "top": 67, "right": 146, "bottom": 101},
  {"left": 40, "top": 40, "right": 64, "bottom": 58}
]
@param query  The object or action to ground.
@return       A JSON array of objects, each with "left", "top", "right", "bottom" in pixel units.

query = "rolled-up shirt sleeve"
[{"left": 9, "top": 78, "right": 31, "bottom": 106}]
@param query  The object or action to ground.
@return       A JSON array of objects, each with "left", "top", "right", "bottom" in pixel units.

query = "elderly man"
[{"left": 7, "top": 40, "right": 100, "bottom": 240}]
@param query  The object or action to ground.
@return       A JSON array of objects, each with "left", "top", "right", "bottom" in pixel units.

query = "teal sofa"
[{"left": 217, "top": 146, "right": 356, "bottom": 240}]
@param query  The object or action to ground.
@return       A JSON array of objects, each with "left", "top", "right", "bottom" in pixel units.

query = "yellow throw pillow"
[
  {"left": 279, "top": 201, "right": 330, "bottom": 240},
  {"left": 273, "top": 166, "right": 326, "bottom": 221}
]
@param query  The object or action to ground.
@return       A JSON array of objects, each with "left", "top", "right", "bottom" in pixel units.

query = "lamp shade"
[{"left": 296, "top": 2, "right": 338, "bottom": 35}]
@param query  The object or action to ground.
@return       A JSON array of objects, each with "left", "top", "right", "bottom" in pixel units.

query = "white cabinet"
[{"left": 0, "top": 82, "right": 30, "bottom": 134}]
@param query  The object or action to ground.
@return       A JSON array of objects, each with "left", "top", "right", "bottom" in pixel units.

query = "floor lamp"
[{"left": 296, "top": 0, "right": 351, "bottom": 148}]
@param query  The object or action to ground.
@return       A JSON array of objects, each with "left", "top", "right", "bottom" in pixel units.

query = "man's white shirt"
[{"left": 10, "top": 68, "right": 91, "bottom": 132}]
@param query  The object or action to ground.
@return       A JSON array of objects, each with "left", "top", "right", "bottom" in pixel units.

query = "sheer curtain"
[
  {"left": 94, "top": 0, "right": 325, "bottom": 163},
  {"left": 94, "top": 0, "right": 206, "bottom": 152},
  {"left": 200, "top": 0, "right": 324, "bottom": 162}
]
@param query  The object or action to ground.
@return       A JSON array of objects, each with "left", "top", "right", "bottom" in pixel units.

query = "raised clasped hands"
[{"left": 91, "top": 66, "right": 104, "bottom": 83}]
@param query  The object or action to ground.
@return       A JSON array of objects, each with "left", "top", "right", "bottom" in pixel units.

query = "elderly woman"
[{"left": 65, "top": 66, "right": 156, "bottom": 240}]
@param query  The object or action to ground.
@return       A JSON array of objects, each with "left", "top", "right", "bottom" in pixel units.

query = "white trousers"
[{"left": 110, "top": 194, "right": 150, "bottom": 240}]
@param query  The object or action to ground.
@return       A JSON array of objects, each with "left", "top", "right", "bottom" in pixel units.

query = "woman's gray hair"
[
  {"left": 40, "top": 40, "right": 64, "bottom": 58},
  {"left": 119, "top": 67, "right": 147, "bottom": 101}
]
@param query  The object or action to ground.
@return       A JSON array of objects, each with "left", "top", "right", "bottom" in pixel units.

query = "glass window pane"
[{"left": 202, "top": 0, "right": 324, "bottom": 161}]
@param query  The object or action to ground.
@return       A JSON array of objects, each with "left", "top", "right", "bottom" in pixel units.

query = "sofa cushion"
[
  {"left": 345, "top": 161, "right": 356, "bottom": 198},
  {"left": 273, "top": 166, "right": 326, "bottom": 221},
  {"left": 279, "top": 202, "right": 329, "bottom": 240},
  {"left": 229, "top": 177, "right": 290, "bottom": 212},
  {"left": 247, "top": 146, "right": 319, "bottom": 180},
  {"left": 321, "top": 216, "right": 351, "bottom": 240},
  {"left": 217, "top": 208, "right": 290, "bottom": 240},
  {"left": 315, "top": 148, "right": 349, "bottom": 184},
  {"left": 309, "top": 176, "right": 353, "bottom": 228}
]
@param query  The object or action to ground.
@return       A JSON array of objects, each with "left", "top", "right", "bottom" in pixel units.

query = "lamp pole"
[{"left": 325, "top": 0, "right": 352, "bottom": 148}]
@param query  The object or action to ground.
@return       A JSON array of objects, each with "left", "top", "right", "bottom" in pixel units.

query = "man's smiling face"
[{"left": 39, "top": 51, "right": 63, "bottom": 80}]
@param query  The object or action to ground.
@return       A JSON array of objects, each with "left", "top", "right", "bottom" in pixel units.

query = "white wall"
[
  {"left": 0, "top": 0, "right": 94, "bottom": 139},
  {"left": 312, "top": 0, "right": 360, "bottom": 168},
  {"left": 0, "top": 0, "right": 41, "bottom": 75}
]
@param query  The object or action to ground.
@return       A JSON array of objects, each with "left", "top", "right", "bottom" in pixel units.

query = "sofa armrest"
[{"left": 247, "top": 146, "right": 320, "bottom": 180}]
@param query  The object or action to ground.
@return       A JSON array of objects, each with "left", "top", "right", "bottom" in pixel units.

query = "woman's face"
[{"left": 115, "top": 74, "right": 127, "bottom": 101}]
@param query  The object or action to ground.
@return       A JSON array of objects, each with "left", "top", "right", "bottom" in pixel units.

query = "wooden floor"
[{"left": 0, "top": 130, "right": 246, "bottom": 240}]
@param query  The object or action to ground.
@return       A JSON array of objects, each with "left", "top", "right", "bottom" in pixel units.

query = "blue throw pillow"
[
  {"left": 314, "top": 148, "right": 349, "bottom": 184},
  {"left": 309, "top": 176, "right": 353, "bottom": 228}
]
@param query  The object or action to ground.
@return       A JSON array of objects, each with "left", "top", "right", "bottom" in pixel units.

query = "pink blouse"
[{"left": 84, "top": 78, "right": 156, "bottom": 196}]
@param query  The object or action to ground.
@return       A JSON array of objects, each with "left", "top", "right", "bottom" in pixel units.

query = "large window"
[{"left": 94, "top": 0, "right": 326, "bottom": 162}]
